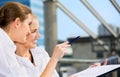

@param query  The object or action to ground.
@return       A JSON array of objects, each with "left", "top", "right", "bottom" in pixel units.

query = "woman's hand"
[
  {"left": 89, "top": 59, "right": 108, "bottom": 68},
  {"left": 51, "top": 41, "right": 71, "bottom": 62}
]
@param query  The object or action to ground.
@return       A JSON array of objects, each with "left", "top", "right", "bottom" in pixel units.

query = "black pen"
[{"left": 68, "top": 36, "right": 80, "bottom": 44}]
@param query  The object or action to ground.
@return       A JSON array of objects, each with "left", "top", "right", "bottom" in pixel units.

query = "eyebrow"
[{"left": 29, "top": 21, "right": 32, "bottom": 25}]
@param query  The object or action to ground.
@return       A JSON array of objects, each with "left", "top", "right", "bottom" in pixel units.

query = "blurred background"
[{"left": 0, "top": 0, "right": 120, "bottom": 77}]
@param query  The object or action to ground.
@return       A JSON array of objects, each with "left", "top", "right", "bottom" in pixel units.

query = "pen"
[{"left": 68, "top": 36, "right": 80, "bottom": 44}]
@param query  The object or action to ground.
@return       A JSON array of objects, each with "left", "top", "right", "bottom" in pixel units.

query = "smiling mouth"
[{"left": 33, "top": 40, "right": 37, "bottom": 44}]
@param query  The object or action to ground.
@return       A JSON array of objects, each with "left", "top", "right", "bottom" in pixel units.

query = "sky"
[{"left": 57, "top": 0, "right": 120, "bottom": 41}]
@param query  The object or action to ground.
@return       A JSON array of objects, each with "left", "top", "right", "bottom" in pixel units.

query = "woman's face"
[
  {"left": 16, "top": 14, "right": 32, "bottom": 43},
  {"left": 23, "top": 17, "right": 40, "bottom": 48}
]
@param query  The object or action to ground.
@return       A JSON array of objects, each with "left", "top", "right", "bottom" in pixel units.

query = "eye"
[
  {"left": 31, "top": 29, "right": 37, "bottom": 33},
  {"left": 29, "top": 22, "right": 32, "bottom": 25}
]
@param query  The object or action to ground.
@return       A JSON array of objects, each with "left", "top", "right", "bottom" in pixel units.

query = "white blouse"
[
  {"left": 0, "top": 28, "right": 29, "bottom": 77},
  {"left": 16, "top": 47, "right": 59, "bottom": 77}
]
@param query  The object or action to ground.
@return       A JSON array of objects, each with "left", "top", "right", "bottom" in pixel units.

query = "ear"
[{"left": 14, "top": 17, "right": 21, "bottom": 28}]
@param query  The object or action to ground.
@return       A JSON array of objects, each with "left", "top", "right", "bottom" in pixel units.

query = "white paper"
[{"left": 70, "top": 64, "right": 120, "bottom": 77}]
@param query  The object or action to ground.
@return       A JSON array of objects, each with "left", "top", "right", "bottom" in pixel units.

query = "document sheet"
[{"left": 70, "top": 64, "right": 120, "bottom": 77}]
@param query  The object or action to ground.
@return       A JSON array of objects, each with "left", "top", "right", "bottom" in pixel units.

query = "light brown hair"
[{"left": 0, "top": 2, "right": 32, "bottom": 28}]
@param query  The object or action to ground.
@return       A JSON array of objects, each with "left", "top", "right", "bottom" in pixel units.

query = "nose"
[{"left": 36, "top": 31, "right": 40, "bottom": 39}]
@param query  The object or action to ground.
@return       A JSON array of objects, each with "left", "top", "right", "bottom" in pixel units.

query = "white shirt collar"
[{"left": 0, "top": 28, "right": 16, "bottom": 53}]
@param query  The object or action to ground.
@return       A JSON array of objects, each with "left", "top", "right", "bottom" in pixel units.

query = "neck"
[
  {"left": 15, "top": 43, "right": 30, "bottom": 57},
  {"left": 15, "top": 44, "right": 34, "bottom": 65}
]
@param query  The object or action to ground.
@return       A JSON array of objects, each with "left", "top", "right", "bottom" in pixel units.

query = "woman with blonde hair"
[{"left": 15, "top": 14, "right": 70, "bottom": 77}]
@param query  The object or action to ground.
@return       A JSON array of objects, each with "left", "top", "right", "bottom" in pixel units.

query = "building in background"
[
  {"left": 0, "top": 0, "right": 30, "bottom": 6},
  {"left": 0, "top": 0, "right": 45, "bottom": 47},
  {"left": 98, "top": 24, "right": 120, "bottom": 36}
]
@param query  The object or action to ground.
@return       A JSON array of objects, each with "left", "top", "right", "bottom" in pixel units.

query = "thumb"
[{"left": 103, "top": 59, "right": 108, "bottom": 65}]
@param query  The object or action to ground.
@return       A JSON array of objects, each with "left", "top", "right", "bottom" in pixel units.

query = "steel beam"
[
  {"left": 81, "top": 0, "right": 118, "bottom": 38},
  {"left": 44, "top": 0, "right": 57, "bottom": 56},
  {"left": 56, "top": 1, "right": 109, "bottom": 51},
  {"left": 110, "top": 0, "right": 120, "bottom": 13}
]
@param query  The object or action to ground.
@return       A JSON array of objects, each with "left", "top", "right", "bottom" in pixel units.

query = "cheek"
[
  {"left": 26, "top": 36, "right": 33, "bottom": 42},
  {"left": 27, "top": 34, "right": 35, "bottom": 39},
  {"left": 22, "top": 24, "right": 30, "bottom": 33},
  {"left": 26, "top": 35, "right": 36, "bottom": 44}
]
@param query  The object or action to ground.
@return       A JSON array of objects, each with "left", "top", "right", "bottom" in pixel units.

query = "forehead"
[
  {"left": 30, "top": 18, "right": 39, "bottom": 30},
  {"left": 25, "top": 14, "right": 32, "bottom": 22}
]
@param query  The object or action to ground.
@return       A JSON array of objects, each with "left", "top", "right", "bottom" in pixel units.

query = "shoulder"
[{"left": 30, "top": 47, "right": 50, "bottom": 57}]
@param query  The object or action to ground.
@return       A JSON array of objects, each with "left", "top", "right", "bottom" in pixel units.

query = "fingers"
[
  {"left": 52, "top": 41, "right": 71, "bottom": 61},
  {"left": 60, "top": 41, "right": 71, "bottom": 48},
  {"left": 103, "top": 59, "right": 108, "bottom": 65},
  {"left": 89, "top": 63, "right": 101, "bottom": 68}
]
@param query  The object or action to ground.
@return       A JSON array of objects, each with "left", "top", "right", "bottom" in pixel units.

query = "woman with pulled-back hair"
[
  {"left": 0, "top": 2, "right": 32, "bottom": 77},
  {"left": 0, "top": 2, "right": 32, "bottom": 43}
]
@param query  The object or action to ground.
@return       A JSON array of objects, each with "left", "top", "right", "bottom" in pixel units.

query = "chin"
[
  {"left": 18, "top": 39, "right": 26, "bottom": 44},
  {"left": 30, "top": 45, "right": 36, "bottom": 48}
]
